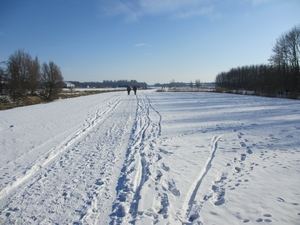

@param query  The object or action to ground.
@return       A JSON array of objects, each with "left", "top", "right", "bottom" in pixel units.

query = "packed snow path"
[
  {"left": 1, "top": 91, "right": 300, "bottom": 224},
  {"left": 1, "top": 93, "right": 137, "bottom": 224}
]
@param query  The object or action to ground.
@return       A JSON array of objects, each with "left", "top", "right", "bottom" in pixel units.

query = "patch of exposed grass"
[
  {"left": 0, "top": 95, "right": 44, "bottom": 110},
  {"left": 0, "top": 89, "right": 124, "bottom": 110},
  {"left": 215, "top": 87, "right": 228, "bottom": 93}
]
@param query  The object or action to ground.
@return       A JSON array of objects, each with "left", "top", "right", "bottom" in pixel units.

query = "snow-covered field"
[{"left": 0, "top": 90, "right": 299, "bottom": 225}]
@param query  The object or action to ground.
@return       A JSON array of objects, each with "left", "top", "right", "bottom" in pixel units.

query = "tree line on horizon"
[
  {"left": 215, "top": 24, "right": 300, "bottom": 98},
  {"left": 68, "top": 80, "right": 147, "bottom": 88},
  {"left": 154, "top": 79, "right": 203, "bottom": 87},
  {"left": 0, "top": 49, "right": 64, "bottom": 100}
]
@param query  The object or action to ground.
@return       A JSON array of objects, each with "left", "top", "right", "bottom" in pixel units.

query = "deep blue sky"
[{"left": 1, "top": 0, "right": 299, "bottom": 84}]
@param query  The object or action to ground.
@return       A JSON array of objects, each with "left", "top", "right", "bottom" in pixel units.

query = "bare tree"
[
  {"left": 28, "top": 56, "right": 41, "bottom": 95},
  {"left": 195, "top": 79, "right": 201, "bottom": 88},
  {"left": 170, "top": 79, "right": 175, "bottom": 87},
  {"left": 190, "top": 81, "right": 193, "bottom": 88},
  {"left": 7, "top": 50, "right": 32, "bottom": 96},
  {"left": 41, "top": 61, "right": 64, "bottom": 100},
  {"left": 286, "top": 25, "right": 300, "bottom": 93},
  {"left": 0, "top": 61, "right": 8, "bottom": 94},
  {"left": 269, "top": 24, "right": 300, "bottom": 94},
  {"left": 6, "top": 50, "right": 41, "bottom": 96}
]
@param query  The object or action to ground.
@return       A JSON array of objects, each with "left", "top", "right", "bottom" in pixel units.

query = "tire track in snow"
[
  {"left": 110, "top": 93, "right": 162, "bottom": 224},
  {"left": 0, "top": 95, "right": 124, "bottom": 201},
  {"left": 177, "top": 135, "right": 222, "bottom": 223}
]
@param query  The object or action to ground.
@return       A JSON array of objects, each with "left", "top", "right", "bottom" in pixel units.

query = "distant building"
[{"left": 63, "top": 82, "right": 75, "bottom": 89}]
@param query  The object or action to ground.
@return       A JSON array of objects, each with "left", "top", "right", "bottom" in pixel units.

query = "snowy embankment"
[{"left": 0, "top": 90, "right": 299, "bottom": 224}]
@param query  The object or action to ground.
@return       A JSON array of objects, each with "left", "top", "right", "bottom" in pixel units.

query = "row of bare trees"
[
  {"left": 215, "top": 24, "right": 300, "bottom": 98},
  {"left": 0, "top": 49, "right": 64, "bottom": 100}
]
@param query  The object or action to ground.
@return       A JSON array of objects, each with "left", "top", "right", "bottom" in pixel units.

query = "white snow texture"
[{"left": 0, "top": 90, "right": 300, "bottom": 224}]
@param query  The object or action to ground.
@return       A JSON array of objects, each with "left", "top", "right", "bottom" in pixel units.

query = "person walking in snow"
[
  {"left": 127, "top": 86, "right": 131, "bottom": 95},
  {"left": 133, "top": 86, "right": 137, "bottom": 95}
]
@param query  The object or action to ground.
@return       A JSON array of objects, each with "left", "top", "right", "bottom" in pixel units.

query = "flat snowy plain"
[{"left": 0, "top": 90, "right": 299, "bottom": 225}]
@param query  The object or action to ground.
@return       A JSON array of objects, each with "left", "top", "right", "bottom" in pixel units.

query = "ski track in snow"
[
  {"left": 177, "top": 135, "right": 222, "bottom": 223},
  {"left": 0, "top": 94, "right": 135, "bottom": 224},
  {"left": 110, "top": 93, "right": 162, "bottom": 224},
  {"left": 0, "top": 95, "right": 124, "bottom": 201}
]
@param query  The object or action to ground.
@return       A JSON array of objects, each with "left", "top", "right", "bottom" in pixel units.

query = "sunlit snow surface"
[{"left": 0, "top": 90, "right": 299, "bottom": 224}]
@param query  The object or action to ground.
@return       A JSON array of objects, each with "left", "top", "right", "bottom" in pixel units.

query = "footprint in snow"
[
  {"left": 159, "top": 148, "right": 173, "bottom": 155},
  {"left": 211, "top": 185, "right": 225, "bottom": 206},
  {"left": 240, "top": 154, "right": 246, "bottom": 161},
  {"left": 95, "top": 179, "right": 104, "bottom": 186},
  {"left": 156, "top": 153, "right": 162, "bottom": 162},
  {"left": 263, "top": 214, "right": 272, "bottom": 222},
  {"left": 234, "top": 167, "right": 241, "bottom": 173},
  {"left": 247, "top": 148, "right": 253, "bottom": 154},
  {"left": 155, "top": 170, "right": 163, "bottom": 181},
  {"left": 277, "top": 197, "right": 285, "bottom": 202},
  {"left": 240, "top": 142, "right": 246, "bottom": 147},
  {"left": 157, "top": 193, "right": 169, "bottom": 218},
  {"left": 238, "top": 132, "right": 244, "bottom": 138},
  {"left": 161, "top": 163, "right": 170, "bottom": 172},
  {"left": 188, "top": 213, "right": 200, "bottom": 222},
  {"left": 168, "top": 179, "right": 180, "bottom": 197}
]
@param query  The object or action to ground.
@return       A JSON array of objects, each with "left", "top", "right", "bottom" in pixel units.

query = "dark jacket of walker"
[
  {"left": 127, "top": 86, "right": 131, "bottom": 95},
  {"left": 133, "top": 86, "right": 137, "bottom": 95}
]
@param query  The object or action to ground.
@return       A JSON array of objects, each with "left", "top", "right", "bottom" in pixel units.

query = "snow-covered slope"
[{"left": 0, "top": 90, "right": 299, "bottom": 224}]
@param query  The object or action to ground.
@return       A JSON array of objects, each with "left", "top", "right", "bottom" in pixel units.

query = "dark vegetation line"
[
  {"left": 0, "top": 89, "right": 126, "bottom": 110},
  {"left": 215, "top": 24, "right": 300, "bottom": 99}
]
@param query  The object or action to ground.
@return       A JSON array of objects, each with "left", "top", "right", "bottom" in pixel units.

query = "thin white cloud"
[
  {"left": 135, "top": 43, "right": 147, "bottom": 47},
  {"left": 98, "top": 0, "right": 222, "bottom": 22},
  {"left": 172, "top": 6, "right": 222, "bottom": 20},
  {"left": 98, "top": 0, "right": 139, "bottom": 22}
]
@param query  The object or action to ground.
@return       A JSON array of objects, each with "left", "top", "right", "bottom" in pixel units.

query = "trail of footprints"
[
  {"left": 152, "top": 132, "right": 274, "bottom": 223},
  {"left": 242, "top": 213, "right": 274, "bottom": 223},
  {"left": 204, "top": 131, "right": 277, "bottom": 224},
  {"left": 228, "top": 132, "right": 253, "bottom": 190},
  {"left": 203, "top": 132, "right": 250, "bottom": 209},
  {"left": 153, "top": 157, "right": 177, "bottom": 221},
  {"left": 138, "top": 146, "right": 180, "bottom": 222}
]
